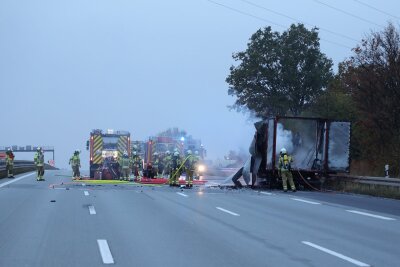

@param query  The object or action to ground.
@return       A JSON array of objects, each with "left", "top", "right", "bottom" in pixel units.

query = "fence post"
[{"left": 385, "top": 164, "right": 389, "bottom": 178}]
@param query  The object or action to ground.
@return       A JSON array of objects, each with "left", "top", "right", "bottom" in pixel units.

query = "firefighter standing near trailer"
[
  {"left": 119, "top": 152, "right": 131, "bottom": 181},
  {"left": 69, "top": 150, "right": 81, "bottom": 179},
  {"left": 169, "top": 151, "right": 181, "bottom": 186},
  {"left": 185, "top": 150, "right": 196, "bottom": 188},
  {"left": 34, "top": 147, "right": 45, "bottom": 181},
  {"left": 279, "top": 148, "right": 296, "bottom": 192},
  {"left": 5, "top": 149, "right": 15, "bottom": 178}
]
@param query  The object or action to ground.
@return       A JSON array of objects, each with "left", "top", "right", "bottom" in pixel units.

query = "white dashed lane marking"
[
  {"left": 88, "top": 205, "right": 96, "bottom": 215},
  {"left": 346, "top": 210, "right": 396, "bottom": 221},
  {"left": 291, "top": 198, "right": 321, "bottom": 205},
  {"left": 97, "top": 239, "right": 114, "bottom": 264},
  {"left": 216, "top": 207, "right": 240, "bottom": 216}
]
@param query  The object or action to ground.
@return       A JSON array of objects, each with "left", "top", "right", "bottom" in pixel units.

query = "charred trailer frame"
[{"left": 256, "top": 116, "right": 351, "bottom": 189}]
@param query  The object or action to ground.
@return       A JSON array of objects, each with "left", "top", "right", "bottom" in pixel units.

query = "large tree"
[
  {"left": 226, "top": 24, "right": 333, "bottom": 117},
  {"left": 342, "top": 23, "right": 400, "bottom": 175}
]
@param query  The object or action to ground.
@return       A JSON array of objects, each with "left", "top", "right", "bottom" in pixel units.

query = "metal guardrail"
[
  {"left": 0, "top": 160, "right": 37, "bottom": 178},
  {"left": 330, "top": 174, "right": 400, "bottom": 187},
  {"left": 0, "top": 160, "right": 36, "bottom": 171}
]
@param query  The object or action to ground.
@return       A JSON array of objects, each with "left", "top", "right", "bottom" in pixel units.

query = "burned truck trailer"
[{"left": 256, "top": 116, "right": 350, "bottom": 189}]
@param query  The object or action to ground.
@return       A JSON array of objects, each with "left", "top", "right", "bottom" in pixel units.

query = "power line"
[
  {"left": 206, "top": 0, "right": 353, "bottom": 49},
  {"left": 239, "top": 0, "right": 358, "bottom": 42},
  {"left": 313, "top": 0, "right": 384, "bottom": 28},
  {"left": 207, "top": 0, "right": 286, "bottom": 28},
  {"left": 352, "top": 0, "right": 400, "bottom": 20}
]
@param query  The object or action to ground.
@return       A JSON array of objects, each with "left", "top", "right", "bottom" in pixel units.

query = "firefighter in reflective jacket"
[
  {"left": 34, "top": 147, "right": 45, "bottom": 181},
  {"left": 169, "top": 151, "right": 181, "bottom": 186},
  {"left": 162, "top": 150, "right": 172, "bottom": 178},
  {"left": 152, "top": 152, "right": 160, "bottom": 178},
  {"left": 185, "top": 150, "right": 196, "bottom": 188},
  {"left": 131, "top": 151, "right": 142, "bottom": 180},
  {"left": 5, "top": 149, "right": 15, "bottom": 178},
  {"left": 279, "top": 148, "right": 296, "bottom": 192},
  {"left": 69, "top": 150, "right": 81, "bottom": 179},
  {"left": 119, "top": 152, "right": 131, "bottom": 181}
]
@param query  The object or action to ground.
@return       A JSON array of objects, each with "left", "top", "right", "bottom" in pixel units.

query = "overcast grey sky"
[{"left": 1, "top": 0, "right": 399, "bottom": 168}]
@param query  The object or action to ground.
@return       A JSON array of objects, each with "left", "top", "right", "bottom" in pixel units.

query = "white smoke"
[{"left": 276, "top": 123, "right": 293, "bottom": 154}]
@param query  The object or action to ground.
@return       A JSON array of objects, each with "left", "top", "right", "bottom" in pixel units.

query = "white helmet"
[
  {"left": 37, "top": 147, "right": 42, "bottom": 151},
  {"left": 173, "top": 151, "right": 179, "bottom": 156},
  {"left": 187, "top": 150, "right": 192, "bottom": 155},
  {"left": 280, "top": 148, "right": 287, "bottom": 154},
  {"left": 165, "top": 150, "right": 170, "bottom": 155},
  {"left": 194, "top": 150, "right": 199, "bottom": 155},
  {"left": 153, "top": 152, "right": 158, "bottom": 156},
  {"left": 133, "top": 151, "right": 137, "bottom": 156}
]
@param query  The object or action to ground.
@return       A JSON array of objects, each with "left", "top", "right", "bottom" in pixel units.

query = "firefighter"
[
  {"left": 119, "top": 152, "right": 131, "bottom": 181},
  {"left": 5, "top": 148, "right": 15, "bottom": 178},
  {"left": 279, "top": 148, "right": 296, "bottom": 192},
  {"left": 152, "top": 152, "right": 160, "bottom": 178},
  {"left": 185, "top": 150, "right": 196, "bottom": 188},
  {"left": 131, "top": 151, "right": 142, "bottom": 180},
  {"left": 34, "top": 147, "right": 45, "bottom": 181},
  {"left": 162, "top": 150, "right": 172, "bottom": 178},
  {"left": 169, "top": 151, "right": 181, "bottom": 186},
  {"left": 69, "top": 150, "right": 81, "bottom": 179}
]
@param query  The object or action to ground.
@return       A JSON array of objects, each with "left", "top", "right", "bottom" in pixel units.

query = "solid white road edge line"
[
  {"left": 302, "top": 241, "right": 370, "bottom": 267},
  {"left": 177, "top": 192, "right": 188, "bottom": 197},
  {"left": 97, "top": 239, "right": 114, "bottom": 264},
  {"left": 84, "top": 191, "right": 89, "bottom": 196},
  {"left": 0, "top": 172, "right": 35, "bottom": 188},
  {"left": 291, "top": 198, "right": 321, "bottom": 205},
  {"left": 216, "top": 207, "right": 240, "bottom": 216},
  {"left": 346, "top": 210, "right": 396, "bottom": 221},
  {"left": 89, "top": 205, "right": 96, "bottom": 215}
]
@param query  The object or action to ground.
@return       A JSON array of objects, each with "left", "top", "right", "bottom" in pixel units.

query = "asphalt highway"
[{"left": 0, "top": 170, "right": 399, "bottom": 267}]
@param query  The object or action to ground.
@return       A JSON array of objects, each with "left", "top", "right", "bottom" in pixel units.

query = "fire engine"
[{"left": 87, "top": 129, "right": 131, "bottom": 179}]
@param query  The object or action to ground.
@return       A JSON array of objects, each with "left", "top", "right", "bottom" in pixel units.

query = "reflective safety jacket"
[
  {"left": 185, "top": 155, "right": 197, "bottom": 171},
  {"left": 119, "top": 157, "right": 130, "bottom": 169},
  {"left": 171, "top": 155, "right": 181, "bottom": 170},
  {"left": 279, "top": 154, "right": 292, "bottom": 172},
  {"left": 6, "top": 154, "right": 14, "bottom": 166},
  {"left": 131, "top": 155, "right": 142, "bottom": 168},
  {"left": 69, "top": 155, "right": 80, "bottom": 167},
  {"left": 152, "top": 157, "right": 159, "bottom": 169},
  {"left": 34, "top": 152, "right": 45, "bottom": 166},
  {"left": 163, "top": 155, "right": 172, "bottom": 169}
]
